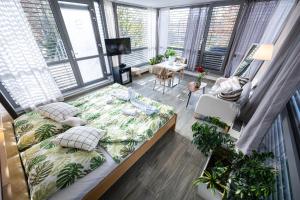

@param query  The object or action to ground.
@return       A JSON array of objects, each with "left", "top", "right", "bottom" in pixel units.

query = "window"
[
  {"left": 116, "top": 5, "right": 149, "bottom": 67},
  {"left": 168, "top": 8, "right": 190, "bottom": 55},
  {"left": 201, "top": 5, "right": 240, "bottom": 72},
  {"left": 166, "top": 4, "right": 241, "bottom": 73},
  {"left": 20, "top": 0, "right": 77, "bottom": 91},
  {"left": 259, "top": 87, "right": 300, "bottom": 200}
]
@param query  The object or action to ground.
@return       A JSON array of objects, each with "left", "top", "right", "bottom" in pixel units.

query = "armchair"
[{"left": 194, "top": 44, "right": 259, "bottom": 125}]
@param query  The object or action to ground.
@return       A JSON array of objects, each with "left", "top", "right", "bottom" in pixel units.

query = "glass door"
[{"left": 56, "top": 0, "right": 107, "bottom": 85}]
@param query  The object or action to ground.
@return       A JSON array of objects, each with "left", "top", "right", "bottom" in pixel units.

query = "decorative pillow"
[
  {"left": 52, "top": 126, "right": 104, "bottom": 151},
  {"left": 237, "top": 82, "right": 252, "bottom": 108},
  {"left": 61, "top": 117, "right": 87, "bottom": 127},
  {"left": 38, "top": 102, "right": 79, "bottom": 122},
  {"left": 217, "top": 88, "right": 243, "bottom": 101}
]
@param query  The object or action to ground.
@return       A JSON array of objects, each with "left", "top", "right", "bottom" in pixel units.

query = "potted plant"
[
  {"left": 164, "top": 48, "right": 176, "bottom": 65},
  {"left": 149, "top": 54, "right": 165, "bottom": 65},
  {"left": 191, "top": 119, "right": 277, "bottom": 200},
  {"left": 196, "top": 67, "right": 206, "bottom": 88}
]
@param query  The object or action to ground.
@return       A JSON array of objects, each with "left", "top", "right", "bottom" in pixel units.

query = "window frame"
[
  {"left": 113, "top": 3, "right": 150, "bottom": 67},
  {"left": 166, "top": 0, "right": 243, "bottom": 74}
]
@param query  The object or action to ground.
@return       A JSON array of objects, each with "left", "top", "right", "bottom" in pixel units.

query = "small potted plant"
[
  {"left": 196, "top": 67, "right": 206, "bottom": 88},
  {"left": 164, "top": 48, "right": 176, "bottom": 65}
]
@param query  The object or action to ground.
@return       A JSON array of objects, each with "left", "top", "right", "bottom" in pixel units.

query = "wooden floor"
[
  {"left": 102, "top": 73, "right": 215, "bottom": 200},
  {"left": 101, "top": 130, "right": 206, "bottom": 200}
]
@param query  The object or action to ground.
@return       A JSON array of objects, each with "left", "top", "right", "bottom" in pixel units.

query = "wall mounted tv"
[{"left": 105, "top": 37, "right": 131, "bottom": 56}]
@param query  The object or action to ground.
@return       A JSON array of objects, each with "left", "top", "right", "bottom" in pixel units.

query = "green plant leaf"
[
  {"left": 29, "top": 161, "right": 53, "bottom": 186},
  {"left": 90, "top": 156, "right": 105, "bottom": 170},
  {"left": 34, "top": 124, "right": 58, "bottom": 142},
  {"left": 56, "top": 163, "right": 85, "bottom": 189}
]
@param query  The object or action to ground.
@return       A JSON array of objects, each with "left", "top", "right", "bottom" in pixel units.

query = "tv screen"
[{"left": 105, "top": 38, "right": 131, "bottom": 56}]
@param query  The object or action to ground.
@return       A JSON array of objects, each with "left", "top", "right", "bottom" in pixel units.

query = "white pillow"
[
  {"left": 38, "top": 102, "right": 79, "bottom": 122},
  {"left": 53, "top": 126, "right": 104, "bottom": 151},
  {"left": 61, "top": 117, "right": 87, "bottom": 127}
]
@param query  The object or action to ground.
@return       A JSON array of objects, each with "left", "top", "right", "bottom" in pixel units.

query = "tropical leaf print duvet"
[
  {"left": 21, "top": 138, "right": 105, "bottom": 200},
  {"left": 69, "top": 83, "right": 175, "bottom": 162}
]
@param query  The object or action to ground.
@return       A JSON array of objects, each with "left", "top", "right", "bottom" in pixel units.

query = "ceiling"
[{"left": 113, "top": 0, "right": 221, "bottom": 8}]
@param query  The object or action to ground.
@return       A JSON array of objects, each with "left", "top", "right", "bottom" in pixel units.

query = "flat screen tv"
[{"left": 105, "top": 38, "right": 131, "bottom": 56}]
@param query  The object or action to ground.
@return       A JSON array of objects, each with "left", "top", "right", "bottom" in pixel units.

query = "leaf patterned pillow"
[
  {"left": 14, "top": 111, "right": 71, "bottom": 151},
  {"left": 21, "top": 138, "right": 106, "bottom": 200}
]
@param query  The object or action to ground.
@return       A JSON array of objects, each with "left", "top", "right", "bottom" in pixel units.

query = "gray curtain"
[
  {"left": 224, "top": 0, "right": 277, "bottom": 77},
  {"left": 236, "top": 16, "right": 300, "bottom": 154},
  {"left": 183, "top": 7, "right": 208, "bottom": 71}
]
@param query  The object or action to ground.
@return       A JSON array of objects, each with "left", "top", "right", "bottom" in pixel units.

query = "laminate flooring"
[{"left": 101, "top": 73, "right": 215, "bottom": 200}]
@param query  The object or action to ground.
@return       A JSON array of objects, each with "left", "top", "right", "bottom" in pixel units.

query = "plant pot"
[
  {"left": 195, "top": 82, "right": 201, "bottom": 88},
  {"left": 168, "top": 56, "right": 175, "bottom": 65},
  {"left": 197, "top": 183, "right": 223, "bottom": 200},
  {"left": 197, "top": 148, "right": 231, "bottom": 200}
]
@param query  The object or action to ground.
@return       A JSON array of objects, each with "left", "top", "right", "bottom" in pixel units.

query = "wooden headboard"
[{"left": 0, "top": 122, "right": 29, "bottom": 200}]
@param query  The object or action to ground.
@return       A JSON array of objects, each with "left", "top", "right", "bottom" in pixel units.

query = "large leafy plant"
[
  {"left": 192, "top": 122, "right": 233, "bottom": 156},
  {"left": 192, "top": 120, "right": 277, "bottom": 200}
]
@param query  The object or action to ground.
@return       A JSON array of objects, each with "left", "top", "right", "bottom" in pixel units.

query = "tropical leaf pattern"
[
  {"left": 14, "top": 111, "right": 70, "bottom": 151},
  {"left": 68, "top": 83, "right": 175, "bottom": 162},
  {"left": 29, "top": 161, "right": 53, "bottom": 186},
  {"left": 56, "top": 163, "right": 84, "bottom": 189},
  {"left": 21, "top": 138, "right": 105, "bottom": 200}
]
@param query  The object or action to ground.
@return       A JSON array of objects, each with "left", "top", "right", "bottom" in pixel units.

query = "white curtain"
[
  {"left": 0, "top": 0, "right": 63, "bottom": 110},
  {"left": 147, "top": 8, "right": 157, "bottom": 59},
  {"left": 103, "top": 0, "right": 119, "bottom": 67},
  {"left": 158, "top": 8, "right": 169, "bottom": 54},
  {"left": 183, "top": 7, "right": 208, "bottom": 71}
]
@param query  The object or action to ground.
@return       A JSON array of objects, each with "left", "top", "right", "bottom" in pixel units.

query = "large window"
[
  {"left": 168, "top": 8, "right": 190, "bottom": 55},
  {"left": 20, "top": 0, "right": 110, "bottom": 92},
  {"left": 259, "top": 87, "right": 300, "bottom": 200},
  {"left": 167, "top": 3, "right": 241, "bottom": 74},
  {"left": 116, "top": 5, "right": 149, "bottom": 67},
  {"left": 20, "top": 0, "right": 77, "bottom": 91},
  {"left": 201, "top": 5, "right": 240, "bottom": 72}
]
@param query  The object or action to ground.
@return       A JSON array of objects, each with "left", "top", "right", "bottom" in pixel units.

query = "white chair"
[{"left": 194, "top": 44, "right": 259, "bottom": 125}]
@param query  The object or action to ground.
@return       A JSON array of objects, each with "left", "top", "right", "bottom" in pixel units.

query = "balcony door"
[{"left": 54, "top": 0, "right": 107, "bottom": 86}]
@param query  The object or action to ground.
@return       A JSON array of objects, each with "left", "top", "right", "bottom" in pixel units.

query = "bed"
[{"left": 0, "top": 83, "right": 177, "bottom": 200}]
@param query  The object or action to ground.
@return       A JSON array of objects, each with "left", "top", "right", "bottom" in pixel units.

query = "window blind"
[
  {"left": 259, "top": 88, "right": 300, "bottom": 200},
  {"left": 20, "top": 0, "right": 77, "bottom": 90},
  {"left": 117, "top": 5, "right": 148, "bottom": 66},
  {"left": 168, "top": 8, "right": 190, "bottom": 49},
  {"left": 202, "top": 5, "right": 240, "bottom": 71}
]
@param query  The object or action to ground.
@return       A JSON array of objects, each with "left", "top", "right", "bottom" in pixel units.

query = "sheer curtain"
[
  {"left": 183, "top": 7, "right": 208, "bottom": 71},
  {"left": 248, "top": 0, "right": 296, "bottom": 80},
  {"left": 0, "top": 0, "right": 62, "bottom": 109},
  {"left": 224, "top": 0, "right": 277, "bottom": 77},
  {"left": 103, "top": 0, "right": 119, "bottom": 67},
  {"left": 158, "top": 8, "right": 169, "bottom": 54},
  {"left": 236, "top": 15, "right": 300, "bottom": 154},
  {"left": 147, "top": 8, "right": 157, "bottom": 59}
]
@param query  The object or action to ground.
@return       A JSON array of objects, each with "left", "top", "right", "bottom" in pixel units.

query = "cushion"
[
  {"left": 52, "top": 126, "right": 104, "bottom": 151},
  {"left": 237, "top": 82, "right": 252, "bottom": 107},
  {"left": 61, "top": 117, "right": 87, "bottom": 127},
  {"left": 217, "top": 89, "right": 243, "bottom": 101},
  {"left": 209, "top": 77, "right": 241, "bottom": 95},
  {"left": 38, "top": 102, "right": 79, "bottom": 122}
]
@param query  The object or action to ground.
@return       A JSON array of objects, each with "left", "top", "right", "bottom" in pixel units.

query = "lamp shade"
[{"left": 253, "top": 44, "right": 274, "bottom": 61}]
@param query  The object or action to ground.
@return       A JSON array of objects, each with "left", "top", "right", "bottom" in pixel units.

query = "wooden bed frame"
[{"left": 0, "top": 114, "right": 177, "bottom": 200}]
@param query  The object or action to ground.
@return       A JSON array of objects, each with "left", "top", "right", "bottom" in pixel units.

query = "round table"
[{"left": 186, "top": 81, "right": 207, "bottom": 108}]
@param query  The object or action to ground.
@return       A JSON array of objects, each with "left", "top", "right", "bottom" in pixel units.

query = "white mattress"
[{"left": 50, "top": 148, "right": 118, "bottom": 200}]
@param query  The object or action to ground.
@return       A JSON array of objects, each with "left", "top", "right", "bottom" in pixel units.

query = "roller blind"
[
  {"left": 168, "top": 8, "right": 190, "bottom": 49},
  {"left": 20, "top": 0, "right": 77, "bottom": 91},
  {"left": 202, "top": 5, "right": 240, "bottom": 71},
  {"left": 116, "top": 5, "right": 149, "bottom": 66}
]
